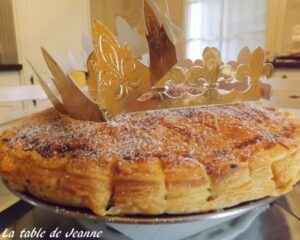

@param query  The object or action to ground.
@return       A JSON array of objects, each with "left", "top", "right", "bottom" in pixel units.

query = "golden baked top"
[{"left": 1, "top": 102, "right": 298, "bottom": 176}]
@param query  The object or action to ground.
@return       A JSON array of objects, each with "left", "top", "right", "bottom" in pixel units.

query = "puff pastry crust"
[{"left": 0, "top": 103, "right": 299, "bottom": 216}]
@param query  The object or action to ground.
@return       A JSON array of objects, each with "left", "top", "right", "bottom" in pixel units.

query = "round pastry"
[{"left": 0, "top": 102, "right": 299, "bottom": 216}]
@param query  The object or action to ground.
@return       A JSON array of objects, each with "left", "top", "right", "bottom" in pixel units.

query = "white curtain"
[{"left": 185, "top": 0, "right": 267, "bottom": 62}]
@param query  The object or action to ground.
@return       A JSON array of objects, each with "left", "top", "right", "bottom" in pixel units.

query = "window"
[{"left": 185, "top": 0, "right": 267, "bottom": 62}]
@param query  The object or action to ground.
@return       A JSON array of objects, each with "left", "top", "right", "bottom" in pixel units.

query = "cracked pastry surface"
[{"left": 0, "top": 102, "right": 299, "bottom": 216}]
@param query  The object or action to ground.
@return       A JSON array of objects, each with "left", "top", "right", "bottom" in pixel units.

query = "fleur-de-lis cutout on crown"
[
  {"left": 133, "top": 47, "right": 274, "bottom": 111},
  {"left": 152, "top": 47, "right": 232, "bottom": 99},
  {"left": 232, "top": 47, "right": 274, "bottom": 101},
  {"left": 227, "top": 46, "right": 251, "bottom": 68},
  {"left": 91, "top": 20, "right": 151, "bottom": 119}
]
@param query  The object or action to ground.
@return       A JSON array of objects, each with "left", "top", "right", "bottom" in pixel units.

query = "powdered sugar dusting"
[{"left": 0, "top": 102, "right": 296, "bottom": 175}]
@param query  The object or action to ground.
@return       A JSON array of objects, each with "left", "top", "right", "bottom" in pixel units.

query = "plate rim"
[{"left": 3, "top": 181, "right": 276, "bottom": 224}]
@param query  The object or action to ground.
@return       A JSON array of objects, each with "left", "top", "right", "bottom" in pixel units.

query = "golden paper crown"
[
  {"left": 132, "top": 46, "right": 273, "bottom": 112},
  {"left": 31, "top": 0, "right": 274, "bottom": 122}
]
